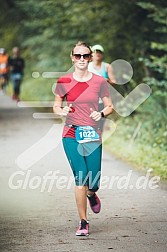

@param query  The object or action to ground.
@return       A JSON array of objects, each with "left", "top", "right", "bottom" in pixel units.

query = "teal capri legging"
[{"left": 62, "top": 137, "right": 102, "bottom": 192}]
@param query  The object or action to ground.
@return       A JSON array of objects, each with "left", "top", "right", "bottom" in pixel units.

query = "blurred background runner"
[
  {"left": 0, "top": 48, "right": 9, "bottom": 92},
  {"left": 9, "top": 47, "right": 25, "bottom": 101},
  {"left": 88, "top": 44, "right": 116, "bottom": 130}
]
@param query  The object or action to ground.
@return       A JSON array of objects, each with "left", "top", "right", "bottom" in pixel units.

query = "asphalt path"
[{"left": 0, "top": 91, "right": 167, "bottom": 252}]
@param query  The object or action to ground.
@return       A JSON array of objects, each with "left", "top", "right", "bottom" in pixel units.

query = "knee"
[
  {"left": 88, "top": 182, "right": 100, "bottom": 192},
  {"left": 88, "top": 171, "right": 101, "bottom": 192}
]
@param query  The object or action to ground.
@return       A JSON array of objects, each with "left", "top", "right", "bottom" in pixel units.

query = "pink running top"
[{"left": 54, "top": 73, "right": 110, "bottom": 138}]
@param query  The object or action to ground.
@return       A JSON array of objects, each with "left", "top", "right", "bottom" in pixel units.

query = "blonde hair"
[{"left": 71, "top": 41, "right": 92, "bottom": 55}]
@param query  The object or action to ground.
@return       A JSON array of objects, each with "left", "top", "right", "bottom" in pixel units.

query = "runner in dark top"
[{"left": 9, "top": 47, "right": 25, "bottom": 101}]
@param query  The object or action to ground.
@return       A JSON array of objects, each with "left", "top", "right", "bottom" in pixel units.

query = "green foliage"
[
  {"left": 137, "top": 1, "right": 167, "bottom": 90},
  {"left": 0, "top": 1, "right": 152, "bottom": 77},
  {"left": 0, "top": 0, "right": 24, "bottom": 50},
  {"left": 21, "top": 78, "right": 54, "bottom": 102},
  {"left": 105, "top": 95, "right": 167, "bottom": 179}
]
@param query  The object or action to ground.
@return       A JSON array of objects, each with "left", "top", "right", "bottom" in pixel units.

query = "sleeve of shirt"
[
  {"left": 99, "top": 79, "right": 110, "bottom": 98},
  {"left": 54, "top": 77, "right": 69, "bottom": 98}
]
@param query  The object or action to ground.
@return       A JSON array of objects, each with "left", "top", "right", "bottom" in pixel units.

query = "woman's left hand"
[{"left": 90, "top": 108, "right": 102, "bottom": 121}]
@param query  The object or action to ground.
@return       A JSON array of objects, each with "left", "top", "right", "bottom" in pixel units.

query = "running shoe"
[
  {"left": 87, "top": 193, "right": 101, "bottom": 214},
  {"left": 76, "top": 219, "right": 89, "bottom": 236}
]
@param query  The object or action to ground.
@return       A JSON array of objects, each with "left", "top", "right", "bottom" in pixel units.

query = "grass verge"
[{"left": 104, "top": 109, "right": 167, "bottom": 180}]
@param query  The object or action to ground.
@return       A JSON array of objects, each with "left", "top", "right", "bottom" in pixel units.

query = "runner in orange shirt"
[{"left": 0, "top": 48, "right": 9, "bottom": 92}]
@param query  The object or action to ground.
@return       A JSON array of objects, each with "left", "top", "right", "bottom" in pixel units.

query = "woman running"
[{"left": 53, "top": 41, "right": 113, "bottom": 236}]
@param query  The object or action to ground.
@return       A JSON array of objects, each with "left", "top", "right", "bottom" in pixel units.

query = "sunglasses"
[{"left": 73, "top": 53, "right": 91, "bottom": 60}]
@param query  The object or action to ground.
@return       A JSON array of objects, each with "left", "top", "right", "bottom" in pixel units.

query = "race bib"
[{"left": 75, "top": 126, "right": 100, "bottom": 143}]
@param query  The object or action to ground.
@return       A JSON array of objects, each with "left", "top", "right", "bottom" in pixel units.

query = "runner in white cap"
[
  {"left": 88, "top": 45, "right": 115, "bottom": 130},
  {"left": 88, "top": 44, "right": 115, "bottom": 85}
]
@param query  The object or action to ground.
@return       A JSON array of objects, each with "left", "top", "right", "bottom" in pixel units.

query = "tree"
[{"left": 137, "top": 1, "right": 167, "bottom": 111}]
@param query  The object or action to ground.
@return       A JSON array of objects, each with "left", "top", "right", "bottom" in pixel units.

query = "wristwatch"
[{"left": 101, "top": 111, "right": 105, "bottom": 118}]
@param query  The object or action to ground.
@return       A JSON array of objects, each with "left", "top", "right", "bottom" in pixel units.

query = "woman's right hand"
[{"left": 61, "top": 104, "right": 73, "bottom": 116}]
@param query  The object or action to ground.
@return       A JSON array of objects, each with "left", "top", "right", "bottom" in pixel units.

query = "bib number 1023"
[
  {"left": 79, "top": 130, "right": 95, "bottom": 138},
  {"left": 75, "top": 126, "right": 100, "bottom": 143}
]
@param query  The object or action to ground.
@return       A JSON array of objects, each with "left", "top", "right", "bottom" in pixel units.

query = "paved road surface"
[{"left": 0, "top": 92, "right": 167, "bottom": 252}]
